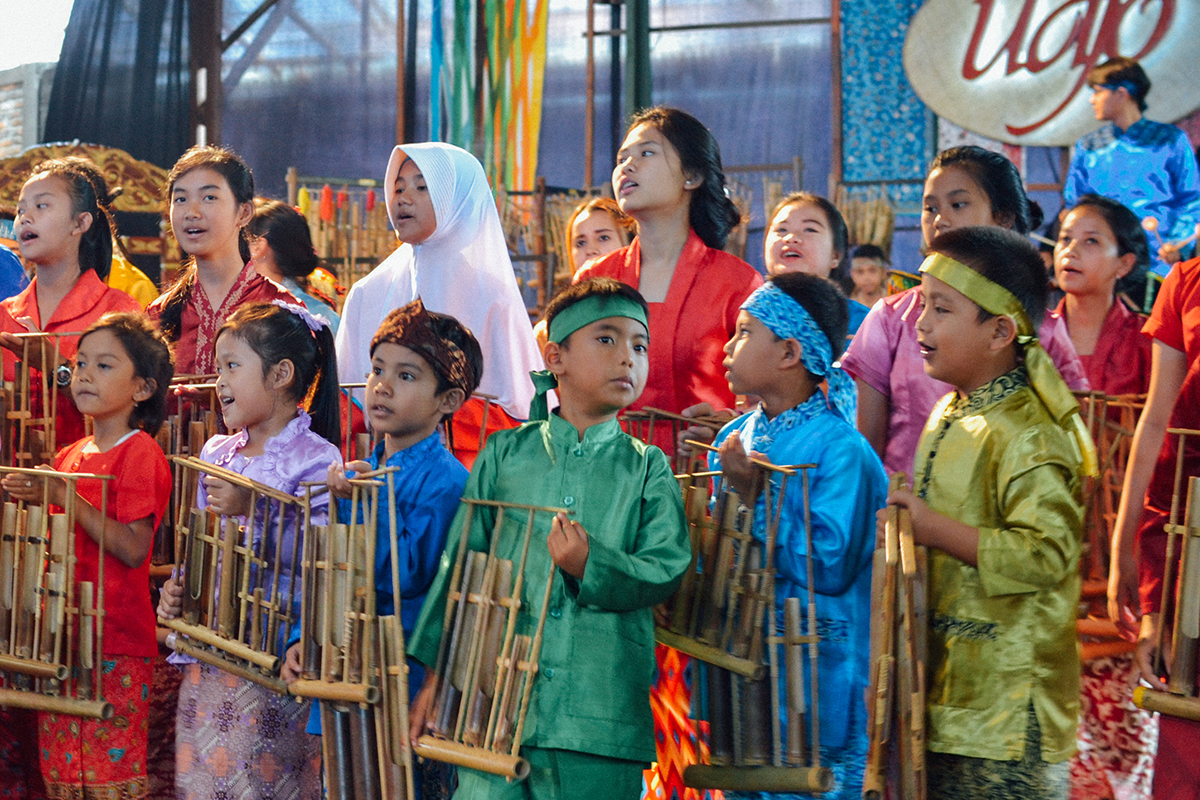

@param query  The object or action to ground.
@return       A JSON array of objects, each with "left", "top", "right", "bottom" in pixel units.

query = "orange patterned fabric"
[{"left": 644, "top": 646, "right": 721, "bottom": 800}]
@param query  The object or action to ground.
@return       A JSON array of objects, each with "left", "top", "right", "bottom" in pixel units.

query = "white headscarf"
[{"left": 335, "top": 142, "right": 540, "bottom": 419}]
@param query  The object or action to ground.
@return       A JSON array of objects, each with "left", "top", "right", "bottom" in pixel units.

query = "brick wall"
[{"left": 0, "top": 63, "right": 55, "bottom": 159}]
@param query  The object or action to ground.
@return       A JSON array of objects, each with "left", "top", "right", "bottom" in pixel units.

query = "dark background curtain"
[{"left": 43, "top": 0, "right": 190, "bottom": 171}]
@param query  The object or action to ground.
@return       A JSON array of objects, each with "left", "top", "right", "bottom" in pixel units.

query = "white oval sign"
[{"left": 903, "top": 0, "right": 1200, "bottom": 146}]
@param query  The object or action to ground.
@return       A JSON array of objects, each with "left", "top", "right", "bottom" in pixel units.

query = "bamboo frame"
[
  {"left": 863, "top": 474, "right": 927, "bottom": 800},
  {"left": 0, "top": 466, "right": 114, "bottom": 719},
  {"left": 618, "top": 407, "right": 729, "bottom": 473},
  {"left": 159, "top": 456, "right": 310, "bottom": 692},
  {"left": 415, "top": 497, "right": 568, "bottom": 780},
  {"left": 658, "top": 445, "right": 830, "bottom": 791},
  {"left": 291, "top": 470, "right": 415, "bottom": 800}
]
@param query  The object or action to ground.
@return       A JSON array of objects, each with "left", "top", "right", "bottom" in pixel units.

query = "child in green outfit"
[
  {"left": 408, "top": 277, "right": 692, "bottom": 799},
  {"left": 882, "top": 227, "right": 1095, "bottom": 800}
]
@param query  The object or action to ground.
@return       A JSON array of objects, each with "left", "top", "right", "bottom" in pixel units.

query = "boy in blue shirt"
[{"left": 710, "top": 273, "right": 886, "bottom": 799}]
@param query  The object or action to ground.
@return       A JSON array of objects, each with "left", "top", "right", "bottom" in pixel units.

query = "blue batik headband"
[{"left": 741, "top": 282, "right": 856, "bottom": 423}]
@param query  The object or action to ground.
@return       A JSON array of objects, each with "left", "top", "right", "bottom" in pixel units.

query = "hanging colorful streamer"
[{"left": 430, "top": 0, "right": 548, "bottom": 192}]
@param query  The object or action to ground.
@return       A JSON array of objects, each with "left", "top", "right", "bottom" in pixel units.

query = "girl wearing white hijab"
[{"left": 336, "top": 143, "right": 541, "bottom": 461}]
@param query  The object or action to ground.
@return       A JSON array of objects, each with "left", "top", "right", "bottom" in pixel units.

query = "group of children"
[{"left": 0, "top": 63, "right": 1194, "bottom": 800}]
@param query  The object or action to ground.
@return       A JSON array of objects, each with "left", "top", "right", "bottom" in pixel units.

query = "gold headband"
[{"left": 919, "top": 253, "right": 1098, "bottom": 477}]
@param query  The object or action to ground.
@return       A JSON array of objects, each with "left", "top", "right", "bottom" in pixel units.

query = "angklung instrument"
[
  {"left": 1134, "top": 428, "right": 1200, "bottom": 722},
  {"left": 0, "top": 466, "right": 115, "bottom": 720},
  {"left": 659, "top": 441, "right": 830, "bottom": 793},
  {"left": 619, "top": 406, "right": 728, "bottom": 472},
  {"left": 414, "top": 497, "right": 567, "bottom": 782},
  {"left": 291, "top": 466, "right": 414, "bottom": 800},
  {"left": 862, "top": 474, "right": 927, "bottom": 800},
  {"left": 159, "top": 456, "right": 311, "bottom": 694},
  {"left": 0, "top": 331, "right": 74, "bottom": 468},
  {"left": 152, "top": 375, "right": 220, "bottom": 569}
]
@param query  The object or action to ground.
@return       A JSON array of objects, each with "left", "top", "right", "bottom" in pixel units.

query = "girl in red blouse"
[{"left": 3, "top": 312, "right": 173, "bottom": 800}]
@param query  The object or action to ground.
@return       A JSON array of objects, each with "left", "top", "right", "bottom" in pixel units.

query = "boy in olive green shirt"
[{"left": 408, "top": 278, "right": 691, "bottom": 799}]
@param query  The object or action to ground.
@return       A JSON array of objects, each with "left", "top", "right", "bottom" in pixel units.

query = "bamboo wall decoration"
[
  {"left": 415, "top": 498, "right": 569, "bottom": 782},
  {"left": 291, "top": 468, "right": 415, "bottom": 800},
  {"left": 655, "top": 443, "right": 830, "bottom": 793},
  {"left": 159, "top": 456, "right": 312, "bottom": 694},
  {"left": 0, "top": 466, "right": 114, "bottom": 721},
  {"left": 863, "top": 474, "right": 927, "bottom": 800}
]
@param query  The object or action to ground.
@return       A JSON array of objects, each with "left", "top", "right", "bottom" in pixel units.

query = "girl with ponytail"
[
  {"left": 147, "top": 145, "right": 296, "bottom": 375},
  {"left": 0, "top": 156, "right": 142, "bottom": 447},
  {"left": 575, "top": 106, "right": 761, "bottom": 456}
]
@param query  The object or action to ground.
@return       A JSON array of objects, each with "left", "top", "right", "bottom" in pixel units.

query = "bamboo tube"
[
  {"left": 741, "top": 674, "right": 773, "bottom": 766},
  {"left": 492, "top": 635, "right": 531, "bottom": 754},
  {"left": 322, "top": 704, "right": 353, "bottom": 800},
  {"left": 784, "top": 597, "right": 806, "bottom": 766},
  {"left": 0, "top": 502, "right": 15, "bottom": 612},
  {"left": 217, "top": 517, "right": 238, "bottom": 638},
  {"left": 683, "top": 765, "right": 833, "bottom": 793},
  {"left": 706, "top": 664, "right": 734, "bottom": 766},
  {"left": 1170, "top": 476, "right": 1200, "bottom": 696},
  {"left": 653, "top": 629, "right": 765, "bottom": 681},
  {"left": 433, "top": 547, "right": 479, "bottom": 736},
  {"left": 170, "top": 637, "right": 286, "bottom": 694},
  {"left": 0, "top": 653, "right": 67, "bottom": 680},
  {"left": 670, "top": 484, "right": 707, "bottom": 631},
  {"left": 466, "top": 558, "right": 513, "bottom": 746},
  {"left": 1133, "top": 685, "right": 1200, "bottom": 721},
  {"left": 288, "top": 679, "right": 379, "bottom": 704},
  {"left": 349, "top": 704, "right": 381, "bottom": 800},
  {"left": 414, "top": 736, "right": 530, "bottom": 781},
  {"left": 0, "top": 687, "right": 112, "bottom": 720},
  {"left": 182, "top": 508, "right": 207, "bottom": 625},
  {"left": 79, "top": 582, "right": 95, "bottom": 670},
  {"left": 158, "top": 617, "right": 280, "bottom": 672},
  {"left": 301, "top": 523, "right": 322, "bottom": 680}
]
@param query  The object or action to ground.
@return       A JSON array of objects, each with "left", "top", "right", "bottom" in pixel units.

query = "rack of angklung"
[
  {"left": 290, "top": 466, "right": 415, "bottom": 800},
  {"left": 0, "top": 466, "right": 115, "bottom": 720},
  {"left": 0, "top": 330, "right": 78, "bottom": 467},
  {"left": 863, "top": 474, "right": 927, "bottom": 800},
  {"left": 159, "top": 456, "right": 310, "bottom": 694},
  {"left": 657, "top": 444, "right": 831, "bottom": 793},
  {"left": 414, "top": 498, "right": 569, "bottom": 782},
  {"left": 151, "top": 376, "right": 221, "bottom": 569},
  {"left": 618, "top": 406, "right": 730, "bottom": 471},
  {"left": 1134, "top": 427, "right": 1200, "bottom": 723}
]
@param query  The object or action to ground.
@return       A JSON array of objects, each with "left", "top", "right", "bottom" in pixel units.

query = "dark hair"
[
  {"left": 248, "top": 198, "right": 320, "bottom": 280},
  {"left": 158, "top": 146, "right": 255, "bottom": 342},
  {"left": 770, "top": 193, "right": 850, "bottom": 284},
  {"left": 929, "top": 226, "right": 1048, "bottom": 327},
  {"left": 78, "top": 312, "right": 174, "bottom": 435},
  {"left": 767, "top": 272, "right": 850, "bottom": 363},
  {"left": 215, "top": 302, "right": 340, "bottom": 446},
  {"left": 24, "top": 157, "right": 118, "bottom": 279},
  {"left": 851, "top": 243, "right": 888, "bottom": 264},
  {"left": 929, "top": 146, "right": 1043, "bottom": 234},
  {"left": 625, "top": 107, "right": 742, "bottom": 249},
  {"left": 1087, "top": 57, "right": 1150, "bottom": 112},
  {"left": 1063, "top": 194, "right": 1149, "bottom": 296},
  {"left": 567, "top": 197, "right": 637, "bottom": 244},
  {"left": 545, "top": 277, "right": 649, "bottom": 346}
]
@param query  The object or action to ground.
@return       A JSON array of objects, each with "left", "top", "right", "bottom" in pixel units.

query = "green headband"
[
  {"left": 547, "top": 294, "right": 648, "bottom": 344},
  {"left": 920, "top": 253, "right": 1097, "bottom": 477},
  {"left": 529, "top": 293, "right": 650, "bottom": 421}
]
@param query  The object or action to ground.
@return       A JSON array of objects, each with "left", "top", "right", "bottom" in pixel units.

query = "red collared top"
[{"left": 0, "top": 269, "right": 141, "bottom": 450}]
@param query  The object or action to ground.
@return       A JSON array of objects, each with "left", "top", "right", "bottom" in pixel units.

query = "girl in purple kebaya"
[{"left": 158, "top": 300, "right": 340, "bottom": 800}]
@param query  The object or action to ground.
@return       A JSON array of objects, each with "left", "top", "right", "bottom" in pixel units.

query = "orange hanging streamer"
[{"left": 319, "top": 185, "right": 335, "bottom": 223}]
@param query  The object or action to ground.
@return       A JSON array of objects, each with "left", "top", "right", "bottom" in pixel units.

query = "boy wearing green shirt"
[{"left": 408, "top": 277, "right": 691, "bottom": 799}]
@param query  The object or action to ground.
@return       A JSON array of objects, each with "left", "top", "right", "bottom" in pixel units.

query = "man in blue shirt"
[
  {"left": 1064, "top": 57, "right": 1200, "bottom": 277},
  {"left": 0, "top": 244, "right": 29, "bottom": 301}
]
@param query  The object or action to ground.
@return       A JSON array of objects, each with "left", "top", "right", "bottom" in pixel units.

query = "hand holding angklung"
[
  {"left": 1, "top": 466, "right": 65, "bottom": 507},
  {"left": 203, "top": 475, "right": 252, "bottom": 517},
  {"left": 717, "top": 433, "right": 761, "bottom": 502},
  {"left": 548, "top": 512, "right": 589, "bottom": 580},
  {"left": 157, "top": 576, "right": 184, "bottom": 619}
]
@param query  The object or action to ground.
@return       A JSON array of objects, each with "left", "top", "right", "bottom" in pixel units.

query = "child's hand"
[
  {"left": 885, "top": 484, "right": 928, "bottom": 544},
  {"left": 281, "top": 643, "right": 304, "bottom": 684},
  {"left": 1134, "top": 613, "right": 1166, "bottom": 687},
  {"left": 327, "top": 460, "right": 371, "bottom": 500},
  {"left": 675, "top": 402, "right": 732, "bottom": 460},
  {"left": 717, "top": 433, "right": 764, "bottom": 502},
  {"left": 157, "top": 576, "right": 184, "bottom": 620},
  {"left": 2, "top": 466, "right": 66, "bottom": 507},
  {"left": 547, "top": 512, "right": 589, "bottom": 580},
  {"left": 409, "top": 670, "right": 439, "bottom": 744},
  {"left": 203, "top": 475, "right": 252, "bottom": 518}
]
